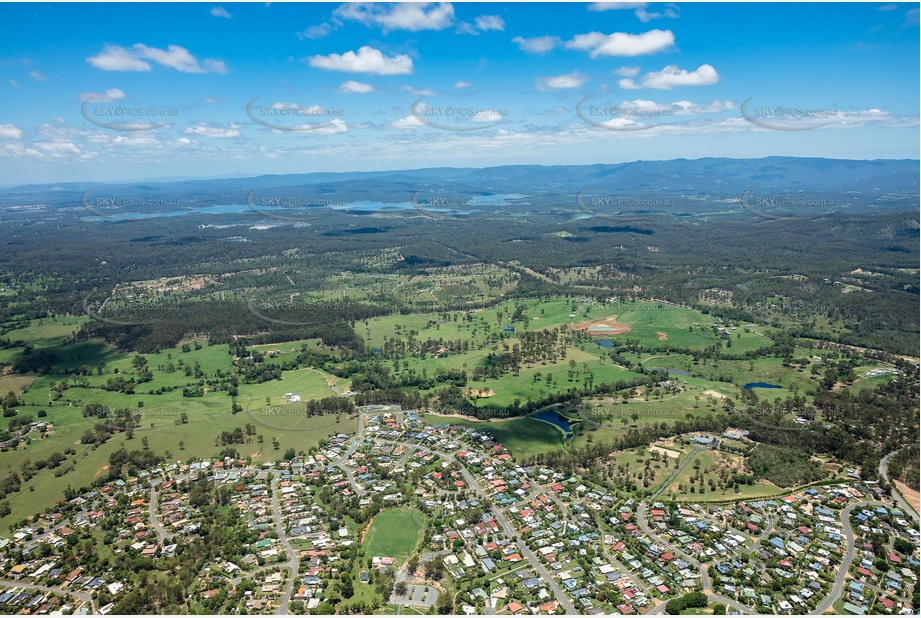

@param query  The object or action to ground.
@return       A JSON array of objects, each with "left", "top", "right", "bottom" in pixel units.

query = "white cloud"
[
  {"left": 454, "top": 81, "right": 472, "bottom": 89},
  {"left": 635, "top": 6, "right": 679, "bottom": 22},
  {"left": 87, "top": 44, "right": 227, "bottom": 73},
  {"left": 391, "top": 114, "right": 425, "bottom": 129},
  {"left": 588, "top": 2, "right": 646, "bottom": 10},
  {"left": 339, "top": 80, "right": 375, "bottom": 94},
  {"left": 79, "top": 88, "right": 126, "bottom": 102},
  {"left": 211, "top": 6, "right": 232, "bottom": 18},
  {"left": 401, "top": 85, "right": 435, "bottom": 96},
  {"left": 618, "top": 64, "right": 718, "bottom": 90},
  {"left": 297, "top": 23, "right": 334, "bottom": 39},
  {"left": 183, "top": 122, "right": 242, "bottom": 138},
  {"left": 35, "top": 139, "right": 81, "bottom": 156},
  {"left": 566, "top": 29, "right": 674, "bottom": 57},
  {"left": 614, "top": 66, "right": 641, "bottom": 77},
  {"left": 134, "top": 44, "right": 228, "bottom": 74},
  {"left": 511, "top": 35, "right": 562, "bottom": 54},
  {"left": 0, "top": 124, "right": 23, "bottom": 139},
  {"left": 87, "top": 45, "right": 152, "bottom": 71},
  {"left": 588, "top": 2, "right": 678, "bottom": 22},
  {"left": 308, "top": 46, "right": 413, "bottom": 75},
  {"left": 476, "top": 15, "right": 505, "bottom": 31},
  {"left": 305, "top": 118, "right": 349, "bottom": 134},
  {"left": 28, "top": 70, "right": 46, "bottom": 82},
  {"left": 536, "top": 71, "right": 590, "bottom": 91},
  {"left": 334, "top": 2, "right": 454, "bottom": 33},
  {"left": 202, "top": 96, "right": 221, "bottom": 104}
]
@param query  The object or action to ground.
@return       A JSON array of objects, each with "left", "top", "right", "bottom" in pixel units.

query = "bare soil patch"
[
  {"left": 465, "top": 388, "right": 495, "bottom": 398},
  {"left": 570, "top": 315, "right": 631, "bottom": 336},
  {"left": 704, "top": 390, "right": 728, "bottom": 400},
  {"left": 895, "top": 481, "right": 921, "bottom": 515},
  {"left": 649, "top": 446, "right": 681, "bottom": 459},
  {"left": 656, "top": 331, "right": 668, "bottom": 341}
]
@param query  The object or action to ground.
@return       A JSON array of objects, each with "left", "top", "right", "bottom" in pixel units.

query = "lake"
[
  {"left": 531, "top": 409, "right": 577, "bottom": 438},
  {"left": 742, "top": 382, "right": 782, "bottom": 390}
]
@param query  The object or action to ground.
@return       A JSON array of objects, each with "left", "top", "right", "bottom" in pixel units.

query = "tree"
[{"left": 394, "top": 581, "right": 408, "bottom": 597}]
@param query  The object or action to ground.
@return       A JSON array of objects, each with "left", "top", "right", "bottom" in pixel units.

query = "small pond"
[{"left": 742, "top": 382, "right": 782, "bottom": 390}]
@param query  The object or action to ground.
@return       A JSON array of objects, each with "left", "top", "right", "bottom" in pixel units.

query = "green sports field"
[{"left": 362, "top": 507, "right": 425, "bottom": 566}]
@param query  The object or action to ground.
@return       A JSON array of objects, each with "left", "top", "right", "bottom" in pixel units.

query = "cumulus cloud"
[
  {"left": 566, "top": 29, "right": 675, "bottom": 57},
  {"left": 210, "top": 6, "right": 232, "bottom": 18},
  {"left": 339, "top": 80, "right": 375, "bottom": 94},
  {"left": 454, "top": 81, "right": 472, "bottom": 88},
  {"left": 391, "top": 114, "right": 424, "bottom": 129},
  {"left": 458, "top": 14, "right": 505, "bottom": 34},
  {"left": 588, "top": 2, "right": 679, "bottom": 22},
  {"left": 0, "top": 124, "right": 23, "bottom": 139},
  {"left": 87, "top": 45, "right": 152, "bottom": 71},
  {"left": 79, "top": 88, "right": 126, "bottom": 102},
  {"left": 618, "top": 64, "right": 719, "bottom": 89},
  {"left": 475, "top": 15, "right": 504, "bottom": 31},
  {"left": 536, "top": 71, "right": 590, "bottom": 90},
  {"left": 183, "top": 122, "right": 242, "bottom": 138},
  {"left": 87, "top": 44, "right": 228, "bottom": 73},
  {"left": 334, "top": 2, "right": 454, "bottom": 33},
  {"left": 511, "top": 35, "right": 562, "bottom": 54},
  {"left": 307, "top": 46, "right": 413, "bottom": 75}
]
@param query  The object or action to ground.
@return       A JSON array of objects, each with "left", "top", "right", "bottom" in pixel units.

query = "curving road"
[
  {"left": 879, "top": 450, "right": 919, "bottom": 523},
  {"left": 148, "top": 481, "right": 173, "bottom": 542},
  {"left": 812, "top": 500, "right": 884, "bottom": 615},
  {"left": 742, "top": 514, "right": 776, "bottom": 556}
]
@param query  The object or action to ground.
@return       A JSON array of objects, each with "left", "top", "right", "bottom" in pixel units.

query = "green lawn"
[{"left": 362, "top": 507, "right": 425, "bottom": 567}]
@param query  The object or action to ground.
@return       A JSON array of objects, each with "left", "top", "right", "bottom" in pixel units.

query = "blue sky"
[{"left": 0, "top": 2, "right": 918, "bottom": 184}]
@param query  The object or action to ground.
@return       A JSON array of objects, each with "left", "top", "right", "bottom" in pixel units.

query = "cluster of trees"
[{"left": 665, "top": 592, "right": 708, "bottom": 614}]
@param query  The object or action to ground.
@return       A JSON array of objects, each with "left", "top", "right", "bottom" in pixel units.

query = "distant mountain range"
[{"left": 3, "top": 157, "right": 918, "bottom": 215}]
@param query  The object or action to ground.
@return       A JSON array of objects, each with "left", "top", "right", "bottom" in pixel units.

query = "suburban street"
[
  {"left": 377, "top": 435, "right": 578, "bottom": 614},
  {"left": 812, "top": 501, "right": 884, "bottom": 614},
  {"left": 269, "top": 474, "right": 299, "bottom": 615},
  {"left": 148, "top": 481, "right": 172, "bottom": 542}
]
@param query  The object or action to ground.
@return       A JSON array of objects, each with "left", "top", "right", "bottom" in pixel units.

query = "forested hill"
[{"left": 3, "top": 157, "right": 918, "bottom": 209}]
